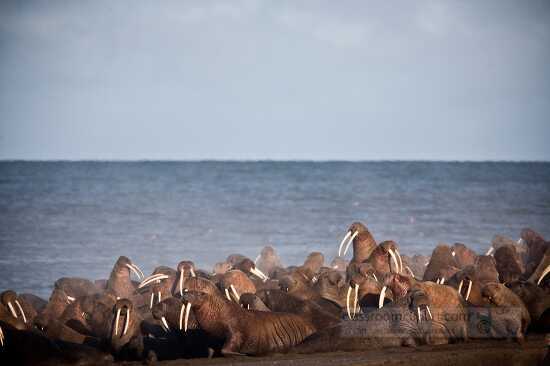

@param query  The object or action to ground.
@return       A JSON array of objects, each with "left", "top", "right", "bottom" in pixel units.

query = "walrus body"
[{"left": 181, "top": 291, "right": 315, "bottom": 355}]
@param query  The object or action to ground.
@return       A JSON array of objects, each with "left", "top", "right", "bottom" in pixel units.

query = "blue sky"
[{"left": 1, "top": 0, "right": 549, "bottom": 160}]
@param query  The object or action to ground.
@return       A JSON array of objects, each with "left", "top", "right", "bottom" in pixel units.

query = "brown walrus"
[
  {"left": 452, "top": 243, "right": 477, "bottom": 269},
  {"left": 0, "top": 291, "right": 36, "bottom": 330},
  {"left": 218, "top": 269, "right": 256, "bottom": 302},
  {"left": 255, "top": 246, "right": 283, "bottom": 278},
  {"left": 423, "top": 244, "right": 460, "bottom": 283},
  {"left": 521, "top": 228, "right": 548, "bottom": 278},
  {"left": 180, "top": 291, "right": 316, "bottom": 355},
  {"left": 506, "top": 280, "right": 550, "bottom": 332},
  {"left": 106, "top": 256, "right": 144, "bottom": 299},
  {"left": 494, "top": 244, "right": 525, "bottom": 284}
]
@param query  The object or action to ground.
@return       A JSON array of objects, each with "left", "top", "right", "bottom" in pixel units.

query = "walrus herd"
[{"left": 1, "top": 223, "right": 550, "bottom": 365}]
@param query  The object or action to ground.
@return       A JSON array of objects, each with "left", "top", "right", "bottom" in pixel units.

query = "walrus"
[
  {"left": 344, "top": 263, "right": 390, "bottom": 319},
  {"left": 400, "top": 254, "right": 430, "bottom": 280},
  {"left": 179, "top": 291, "right": 316, "bottom": 355},
  {"left": 423, "top": 244, "right": 460, "bottom": 283},
  {"left": 506, "top": 280, "right": 550, "bottom": 332},
  {"left": 448, "top": 266, "right": 485, "bottom": 306},
  {"left": 494, "top": 244, "right": 525, "bottom": 284},
  {"left": 106, "top": 256, "right": 144, "bottom": 299},
  {"left": 329, "top": 256, "right": 348, "bottom": 272},
  {"left": 452, "top": 243, "right": 477, "bottom": 269},
  {"left": 480, "top": 282, "right": 531, "bottom": 340},
  {"left": 255, "top": 289, "right": 340, "bottom": 331},
  {"left": 54, "top": 277, "right": 101, "bottom": 299},
  {"left": 365, "top": 240, "right": 403, "bottom": 278},
  {"left": 239, "top": 293, "right": 272, "bottom": 312},
  {"left": 218, "top": 269, "right": 256, "bottom": 303},
  {"left": 19, "top": 293, "right": 48, "bottom": 314},
  {"left": 313, "top": 269, "right": 348, "bottom": 310},
  {"left": 232, "top": 258, "right": 271, "bottom": 289},
  {"left": 527, "top": 247, "right": 550, "bottom": 287},
  {"left": 338, "top": 222, "right": 377, "bottom": 260},
  {"left": 278, "top": 273, "right": 319, "bottom": 302},
  {"left": 255, "top": 246, "right": 283, "bottom": 278},
  {"left": 521, "top": 228, "right": 548, "bottom": 278},
  {"left": 0, "top": 291, "right": 36, "bottom": 330}
]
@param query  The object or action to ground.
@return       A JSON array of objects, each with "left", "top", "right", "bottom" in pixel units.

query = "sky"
[{"left": 0, "top": 0, "right": 549, "bottom": 161}]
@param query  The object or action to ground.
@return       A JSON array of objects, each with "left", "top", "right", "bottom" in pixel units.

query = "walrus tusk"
[
  {"left": 378, "top": 286, "right": 387, "bottom": 309},
  {"left": 346, "top": 286, "right": 352, "bottom": 319},
  {"left": 230, "top": 284, "right": 240, "bottom": 301},
  {"left": 343, "top": 231, "right": 359, "bottom": 257},
  {"left": 250, "top": 267, "right": 269, "bottom": 281},
  {"left": 458, "top": 280, "right": 463, "bottom": 295},
  {"left": 426, "top": 305, "right": 433, "bottom": 320},
  {"left": 537, "top": 264, "right": 550, "bottom": 285},
  {"left": 179, "top": 270, "right": 184, "bottom": 296},
  {"left": 353, "top": 283, "right": 359, "bottom": 318},
  {"left": 123, "top": 309, "right": 130, "bottom": 336},
  {"left": 184, "top": 303, "right": 191, "bottom": 332},
  {"left": 157, "top": 291, "right": 162, "bottom": 303},
  {"left": 372, "top": 273, "right": 379, "bottom": 282},
  {"left": 417, "top": 307, "right": 422, "bottom": 323},
  {"left": 161, "top": 316, "right": 170, "bottom": 332},
  {"left": 395, "top": 249, "right": 403, "bottom": 273},
  {"left": 15, "top": 300, "right": 27, "bottom": 324},
  {"left": 126, "top": 263, "right": 144, "bottom": 280},
  {"left": 224, "top": 288, "right": 232, "bottom": 301},
  {"left": 452, "top": 250, "right": 456, "bottom": 257},
  {"left": 138, "top": 274, "right": 169, "bottom": 289},
  {"left": 190, "top": 268, "right": 196, "bottom": 277},
  {"left": 485, "top": 247, "right": 494, "bottom": 256},
  {"left": 254, "top": 254, "right": 261, "bottom": 264},
  {"left": 465, "top": 280, "right": 472, "bottom": 301},
  {"left": 440, "top": 277, "right": 445, "bottom": 285},
  {"left": 338, "top": 230, "right": 352, "bottom": 257},
  {"left": 114, "top": 308, "right": 121, "bottom": 336},
  {"left": 179, "top": 303, "right": 185, "bottom": 330},
  {"left": 405, "top": 266, "right": 415, "bottom": 279},
  {"left": 517, "top": 238, "right": 525, "bottom": 245},
  {"left": 149, "top": 293, "right": 154, "bottom": 309},
  {"left": 67, "top": 296, "right": 76, "bottom": 302},
  {"left": 388, "top": 249, "right": 399, "bottom": 274},
  {"left": 0, "top": 325, "right": 4, "bottom": 347},
  {"left": 7, "top": 302, "right": 18, "bottom": 319}
]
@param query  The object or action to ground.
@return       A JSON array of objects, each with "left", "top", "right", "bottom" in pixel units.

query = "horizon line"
[{"left": 1, "top": 158, "right": 549, "bottom": 163}]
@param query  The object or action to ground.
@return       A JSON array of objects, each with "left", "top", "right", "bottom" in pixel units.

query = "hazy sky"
[{"left": 1, "top": 0, "right": 549, "bottom": 160}]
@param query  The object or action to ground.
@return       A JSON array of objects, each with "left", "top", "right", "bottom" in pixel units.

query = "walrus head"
[
  {"left": 344, "top": 263, "right": 381, "bottom": 319},
  {"left": 152, "top": 297, "right": 198, "bottom": 332},
  {"left": 379, "top": 273, "right": 413, "bottom": 309},
  {"left": 111, "top": 256, "right": 144, "bottom": 281},
  {"left": 452, "top": 243, "right": 477, "bottom": 268},
  {"left": 0, "top": 290, "right": 28, "bottom": 328},
  {"left": 233, "top": 259, "right": 269, "bottom": 282},
  {"left": 338, "top": 222, "right": 369, "bottom": 257},
  {"left": 109, "top": 298, "right": 142, "bottom": 353},
  {"left": 239, "top": 293, "right": 271, "bottom": 312}
]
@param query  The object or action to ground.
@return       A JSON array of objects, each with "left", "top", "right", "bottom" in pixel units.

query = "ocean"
[{"left": 1, "top": 161, "right": 549, "bottom": 298}]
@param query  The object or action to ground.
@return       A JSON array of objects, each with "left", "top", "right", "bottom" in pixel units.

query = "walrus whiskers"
[
  {"left": 378, "top": 286, "right": 387, "bottom": 308},
  {"left": 114, "top": 308, "right": 121, "bottom": 336},
  {"left": 537, "top": 264, "right": 550, "bottom": 285},
  {"left": 14, "top": 299, "right": 27, "bottom": 323}
]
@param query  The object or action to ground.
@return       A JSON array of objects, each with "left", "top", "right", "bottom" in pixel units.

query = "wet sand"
[{"left": 121, "top": 335, "right": 547, "bottom": 366}]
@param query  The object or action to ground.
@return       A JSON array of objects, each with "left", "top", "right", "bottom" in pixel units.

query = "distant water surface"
[{"left": 0, "top": 161, "right": 549, "bottom": 298}]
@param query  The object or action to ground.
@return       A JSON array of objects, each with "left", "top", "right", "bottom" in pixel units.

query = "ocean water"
[{"left": 0, "top": 161, "right": 549, "bottom": 298}]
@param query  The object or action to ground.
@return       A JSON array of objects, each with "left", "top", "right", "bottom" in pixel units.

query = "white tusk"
[
  {"left": 440, "top": 277, "right": 445, "bottom": 285},
  {"left": 452, "top": 251, "right": 456, "bottom": 257},
  {"left": 378, "top": 286, "right": 387, "bottom": 309},
  {"left": 230, "top": 284, "right": 240, "bottom": 301},
  {"left": 190, "top": 268, "right": 196, "bottom": 277},
  {"left": 426, "top": 305, "right": 433, "bottom": 320},
  {"left": 388, "top": 249, "right": 399, "bottom": 274},
  {"left": 247, "top": 304, "right": 250, "bottom": 310},
  {"left": 67, "top": 296, "right": 76, "bottom": 302},
  {"left": 179, "top": 303, "right": 185, "bottom": 330},
  {"left": 7, "top": 302, "right": 18, "bottom": 319},
  {"left": 465, "top": 280, "right": 472, "bottom": 301},
  {"left": 179, "top": 270, "right": 184, "bottom": 297},
  {"left": 537, "top": 264, "right": 550, "bottom": 285},
  {"left": 436, "top": 278, "right": 441, "bottom": 284},
  {"left": 126, "top": 263, "right": 143, "bottom": 280},
  {"left": 0, "top": 325, "right": 4, "bottom": 347},
  {"left": 517, "top": 238, "right": 525, "bottom": 245},
  {"left": 123, "top": 309, "right": 130, "bottom": 336},
  {"left": 149, "top": 293, "right": 154, "bottom": 309},
  {"left": 353, "top": 283, "right": 359, "bottom": 317},
  {"left": 158, "top": 291, "right": 162, "bottom": 303},
  {"left": 346, "top": 286, "right": 352, "bottom": 320},
  {"left": 343, "top": 231, "right": 359, "bottom": 257},
  {"left": 395, "top": 249, "right": 403, "bottom": 273},
  {"left": 161, "top": 316, "right": 170, "bottom": 332},
  {"left": 338, "top": 231, "right": 352, "bottom": 257},
  {"left": 184, "top": 303, "right": 191, "bottom": 332},
  {"left": 114, "top": 308, "right": 121, "bottom": 336},
  {"left": 485, "top": 247, "right": 494, "bottom": 256},
  {"left": 224, "top": 288, "right": 231, "bottom": 301},
  {"left": 250, "top": 267, "right": 269, "bottom": 281},
  {"left": 405, "top": 266, "right": 415, "bottom": 279},
  {"left": 254, "top": 254, "right": 261, "bottom": 264},
  {"left": 372, "top": 273, "right": 379, "bottom": 283},
  {"left": 417, "top": 307, "right": 421, "bottom": 323},
  {"left": 458, "top": 280, "right": 463, "bottom": 296},
  {"left": 14, "top": 300, "right": 27, "bottom": 324},
  {"left": 138, "top": 274, "right": 169, "bottom": 289}
]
